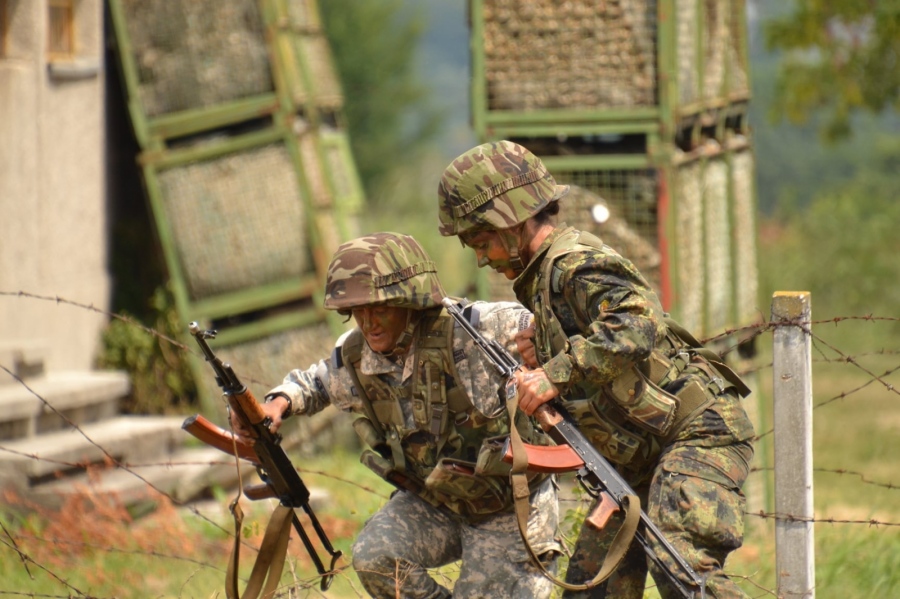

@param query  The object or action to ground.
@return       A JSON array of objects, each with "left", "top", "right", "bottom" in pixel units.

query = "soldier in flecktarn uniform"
[
  {"left": 233, "top": 232, "right": 560, "bottom": 598},
  {"left": 437, "top": 141, "right": 755, "bottom": 599}
]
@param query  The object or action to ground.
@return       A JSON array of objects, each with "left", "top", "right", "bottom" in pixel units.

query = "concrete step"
[
  {"left": 23, "top": 445, "right": 260, "bottom": 510},
  {"left": 0, "top": 370, "right": 129, "bottom": 441},
  {"left": 0, "top": 340, "right": 48, "bottom": 383},
  {"left": 0, "top": 414, "right": 184, "bottom": 491},
  {"left": 15, "top": 443, "right": 329, "bottom": 513}
]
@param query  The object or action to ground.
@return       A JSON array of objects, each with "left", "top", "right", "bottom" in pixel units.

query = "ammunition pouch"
[{"left": 424, "top": 458, "right": 509, "bottom": 517}]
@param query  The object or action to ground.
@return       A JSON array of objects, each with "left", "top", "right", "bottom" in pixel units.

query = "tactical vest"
[
  {"left": 531, "top": 228, "right": 750, "bottom": 481},
  {"left": 340, "top": 307, "right": 547, "bottom": 520}
]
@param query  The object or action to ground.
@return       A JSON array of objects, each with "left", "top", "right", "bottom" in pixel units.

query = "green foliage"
[
  {"left": 758, "top": 138, "right": 900, "bottom": 324},
  {"left": 96, "top": 285, "right": 196, "bottom": 414},
  {"left": 764, "top": 0, "right": 900, "bottom": 141},
  {"left": 320, "top": 0, "right": 444, "bottom": 204}
]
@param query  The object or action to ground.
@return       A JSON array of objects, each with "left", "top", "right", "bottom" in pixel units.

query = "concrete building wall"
[{"left": 0, "top": 0, "right": 109, "bottom": 372}]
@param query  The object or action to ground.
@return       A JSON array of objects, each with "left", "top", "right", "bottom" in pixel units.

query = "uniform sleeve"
[
  {"left": 266, "top": 335, "right": 366, "bottom": 417},
  {"left": 542, "top": 250, "right": 666, "bottom": 390},
  {"left": 452, "top": 301, "right": 533, "bottom": 418}
]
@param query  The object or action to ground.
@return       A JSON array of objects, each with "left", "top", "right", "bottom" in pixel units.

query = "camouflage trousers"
[
  {"left": 562, "top": 441, "right": 754, "bottom": 599},
  {"left": 351, "top": 476, "right": 560, "bottom": 598}
]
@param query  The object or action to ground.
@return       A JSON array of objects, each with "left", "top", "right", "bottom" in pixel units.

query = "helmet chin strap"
[
  {"left": 497, "top": 225, "right": 527, "bottom": 274},
  {"left": 380, "top": 309, "right": 420, "bottom": 358}
]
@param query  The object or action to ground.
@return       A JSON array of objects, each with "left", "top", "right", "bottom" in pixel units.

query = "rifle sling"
[
  {"left": 506, "top": 393, "right": 640, "bottom": 592},
  {"left": 225, "top": 500, "right": 292, "bottom": 599}
]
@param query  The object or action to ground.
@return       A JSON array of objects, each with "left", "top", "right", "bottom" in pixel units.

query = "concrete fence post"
[{"left": 772, "top": 291, "right": 815, "bottom": 598}]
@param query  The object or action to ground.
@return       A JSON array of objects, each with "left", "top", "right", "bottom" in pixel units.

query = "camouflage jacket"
[
  {"left": 268, "top": 300, "right": 543, "bottom": 520},
  {"left": 513, "top": 226, "right": 754, "bottom": 481}
]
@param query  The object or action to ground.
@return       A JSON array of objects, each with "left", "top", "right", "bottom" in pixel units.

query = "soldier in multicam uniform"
[
  {"left": 436, "top": 141, "right": 756, "bottom": 599},
  {"left": 231, "top": 231, "right": 560, "bottom": 599}
]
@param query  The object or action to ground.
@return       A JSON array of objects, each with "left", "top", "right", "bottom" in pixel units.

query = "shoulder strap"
[
  {"left": 664, "top": 317, "right": 751, "bottom": 397},
  {"left": 340, "top": 330, "right": 389, "bottom": 441},
  {"left": 506, "top": 394, "right": 639, "bottom": 592}
]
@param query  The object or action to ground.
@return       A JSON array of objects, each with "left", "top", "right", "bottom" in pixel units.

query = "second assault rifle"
[
  {"left": 441, "top": 298, "right": 705, "bottom": 598},
  {"left": 182, "top": 322, "right": 342, "bottom": 595}
]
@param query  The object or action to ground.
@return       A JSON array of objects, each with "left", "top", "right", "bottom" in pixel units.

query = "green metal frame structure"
[
  {"left": 107, "top": 0, "right": 364, "bottom": 411},
  {"left": 468, "top": 0, "right": 758, "bottom": 338}
]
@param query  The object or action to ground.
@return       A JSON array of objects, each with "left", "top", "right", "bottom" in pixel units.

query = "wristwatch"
[{"left": 264, "top": 392, "right": 293, "bottom": 420}]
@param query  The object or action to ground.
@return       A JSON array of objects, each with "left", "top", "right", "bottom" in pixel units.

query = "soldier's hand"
[
  {"left": 514, "top": 367, "right": 559, "bottom": 416},
  {"left": 229, "top": 408, "right": 256, "bottom": 444},
  {"left": 229, "top": 398, "right": 288, "bottom": 444},
  {"left": 515, "top": 321, "right": 539, "bottom": 368}
]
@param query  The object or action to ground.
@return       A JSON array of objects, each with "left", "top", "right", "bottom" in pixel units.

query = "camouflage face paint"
[{"left": 352, "top": 306, "right": 411, "bottom": 353}]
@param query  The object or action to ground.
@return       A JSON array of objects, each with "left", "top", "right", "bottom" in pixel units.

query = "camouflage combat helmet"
[
  {"left": 437, "top": 140, "right": 569, "bottom": 237},
  {"left": 324, "top": 232, "right": 446, "bottom": 313}
]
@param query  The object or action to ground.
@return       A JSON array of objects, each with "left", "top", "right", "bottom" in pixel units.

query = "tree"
[
  {"left": 765, "top": 0, "right": 900, "bottom": 140},
  {"left": 319, "top": 0, "right": 443, "bottom": 203}
]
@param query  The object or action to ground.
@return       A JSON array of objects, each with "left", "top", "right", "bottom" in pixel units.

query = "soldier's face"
[
  {"left": 461, "top": 231, "right": 517, "bottom": 279},
  {"left": 352, "top": 306, "right": 411, "bottom": 353}
]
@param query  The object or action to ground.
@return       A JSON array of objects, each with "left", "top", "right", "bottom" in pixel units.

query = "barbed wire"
[
  {"left": 747, "top": 511, "right": 900, "bottom": 527},
  {"left": 751, "top": 466, "right": 899, "bottom": 492},
  {"left": 2, "top": 290, "right": 898, "bottom": 598}
]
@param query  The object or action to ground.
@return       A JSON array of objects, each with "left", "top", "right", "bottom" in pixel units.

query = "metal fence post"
[{"left": 772, "top": 291, "right": 815, "bottom": 598}]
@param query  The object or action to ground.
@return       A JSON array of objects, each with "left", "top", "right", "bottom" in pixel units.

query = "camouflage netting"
[
  {"left": 121, "top": 0, "right": 274, "bottom": 117},
  {"left": 673, "top": 139, "right": 755, "bottom": 336},
  {"left": 702, "top": 144, "right": 731, "bottom": 333},
  {"left": 727, "top": 0, "right": 750, "bottom": 97},
  {"left": 481, "top": 0, "right": 657, "bottom": 110},
  {"left": 285, "top": 0, "right": 343, "bottom": 108},
  {"left": 676, "top": 0, "right": 698, "bottom": 106},
  {"left": 157, "top": 143, "right": 311, "bottom": 301},
  {"left": 674, "top": 155, "right": 704, "bottom": 335},
  {"left": 195, "top": 322, "right": 354, "bottom": 455},
  {"left": 729, "top": 141, "right": 757, "bottom": 324},
  {"left": 677, "top": 0, "right": 750, "bottom": 106}
]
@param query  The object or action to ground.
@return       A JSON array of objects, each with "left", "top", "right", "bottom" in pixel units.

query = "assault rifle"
[
  {"left": 441, "top": 299, "right": 705, "bottom": 598},
  {"left": 183, "top": 322, "right": 342, "bottom": 593}
]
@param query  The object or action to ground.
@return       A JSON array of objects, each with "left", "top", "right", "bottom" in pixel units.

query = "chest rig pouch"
[
  {"left": 532, "top": 229, "right": 687, "bottom": 471},
  {"left": 340, "top": 309, "right": 525, "bottom": 519}
]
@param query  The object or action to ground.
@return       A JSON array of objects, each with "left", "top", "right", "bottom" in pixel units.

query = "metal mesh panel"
[
  {"left": 676, "top": 0, "right": 749, "bottom": 104},
  {"left": 676, "top": 0, "right": 699, "bottom": 106},
  {"left": 730, "top": 145, "right": 757, "bottom": 324},
  {"left": 728, "top": 0, "right": 749, "bottom": 96},
  {"left": 551, "top": 169, "right": 661, "bottom": 293},
  {"left": 157, "top": 143, "right": 310, "bottom": 300},
  {"left": 674, "top": 157, "right": 704, "bottom": 333},
  {"left": 120, "top": 0, "right": 273, "bottom": 118},
  {"left": 702, "top": 149, "right": 732, "bottom": 332},
  {"left": 702, "top": 0, "right": 728, "bottom": 101},
  {"left": 285, "top": 0, "right": 343, "bottom": 108},
  {"left": 481, "top": 0, "right": 658, "bottom": 111}
]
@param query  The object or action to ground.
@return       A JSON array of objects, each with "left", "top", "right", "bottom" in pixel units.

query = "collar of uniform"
[
  {"left": 512, "top": 224, "right": 573, "bottom": 307},
  {"left": 358, "top": 342, "right": 406, "bottom": 377},
  {"left": 357, "top": 336, "right": 419, "bottom": 384}
]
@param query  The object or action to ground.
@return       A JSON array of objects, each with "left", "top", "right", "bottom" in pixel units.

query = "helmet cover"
[
  {"left": 437, "top": 140, "right": 568, "bottom": 237},
  {"left": 324, "top": 232, "right": 446, "bottom": 312}
]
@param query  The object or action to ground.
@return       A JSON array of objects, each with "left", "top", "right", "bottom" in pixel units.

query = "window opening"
[{"left": 47, "top": 0, "right": 74, "bottom": 59}]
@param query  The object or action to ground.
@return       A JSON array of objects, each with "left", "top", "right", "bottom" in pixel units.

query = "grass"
[{"left": 2, "top": 319, "right": 897, "bottom": 598}]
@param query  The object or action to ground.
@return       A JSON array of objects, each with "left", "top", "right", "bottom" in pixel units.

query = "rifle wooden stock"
[
  {"left": 243, "top": 483, "right": 277, "bottom": 501},
  {"left": 228, "top": 388, "right": 267, "bottom": 426},
  {"left": 182, "top": 413, "right": 260, "bottom": 465}
]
